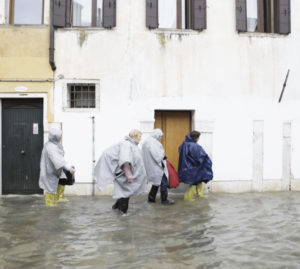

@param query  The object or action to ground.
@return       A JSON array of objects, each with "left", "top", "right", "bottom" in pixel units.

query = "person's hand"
[
  {"left": 69, "top": 167, "right": 75, "bottom": 174},
  {"left": 127, "top": 177, "right": 133, "bottom": 184}
]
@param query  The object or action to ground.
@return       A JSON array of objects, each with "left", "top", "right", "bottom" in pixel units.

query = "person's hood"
[
  {"left": 125, "top": 135, "right": 137, "bottom": 145},
  {"left": 48, "top": 128, "right": 62, "bottom": 144},
  {"left": 150, "top": 129, "right": 163, "bottom": 141},
  {"left": 185, "top": 134, "right": 194, "bottom": 143}
]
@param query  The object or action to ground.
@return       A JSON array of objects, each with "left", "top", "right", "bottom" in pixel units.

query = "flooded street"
[{"left": 1, "top": 192, "right": 300, "bottom": 269}]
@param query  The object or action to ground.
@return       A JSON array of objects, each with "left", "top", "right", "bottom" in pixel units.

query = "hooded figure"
[
  {"left": 141, "top": 129, "right": 174, "bottom": 205},
  {"left": 178, "top": 131, "right": 213, "bottom": 201},
  {"left": 94, "top": 129, "right": 147, "bottom": 215},
  {"left": 39, "top": 128, "right": 74, "bottom": 206}
]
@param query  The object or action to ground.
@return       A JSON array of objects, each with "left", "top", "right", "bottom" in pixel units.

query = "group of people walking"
[{"left": 39, "top": 128, "right": 213, "bottom": 214}]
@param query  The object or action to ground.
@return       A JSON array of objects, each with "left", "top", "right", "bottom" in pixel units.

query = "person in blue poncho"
[{"left": 178, "top": 130, "right": 213, "bottom": 201}]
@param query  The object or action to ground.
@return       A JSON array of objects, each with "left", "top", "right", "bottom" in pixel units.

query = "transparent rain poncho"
[{"left": 94, "top": 136, "right": 147, "bottom": 199}]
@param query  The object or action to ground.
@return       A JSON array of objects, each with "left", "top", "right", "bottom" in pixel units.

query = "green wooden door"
[{"left": 2, "top": 99, "right": 44, "bottom": 194}]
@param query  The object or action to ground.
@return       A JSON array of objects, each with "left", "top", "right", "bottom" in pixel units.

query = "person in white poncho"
[
  {"left": 39, "top": 128, "right": 75, "bottom": 206},
  {"left": 94, "top": 129, "right": 147, "bottom": 215},
  {"left": 141, "top": 129, "right": 174, "bottom": 205}
]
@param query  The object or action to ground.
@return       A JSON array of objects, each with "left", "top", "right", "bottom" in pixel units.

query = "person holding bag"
[
  {"left": 141, "top": 129, "right": 174, "bottom": 205},
  {"left": 39, "top": 128, "right": 75, "bottom": 206}
]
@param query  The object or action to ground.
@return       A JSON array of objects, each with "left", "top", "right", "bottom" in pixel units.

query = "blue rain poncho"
[
  {"left": 141, "top": 129, "right": 168, "bottom": 186},
  {"left": 39, "top": 129, "right": 69, "bottom": 194},
  {"left": 94, "top": 136, "right": 147, "bottom": 199},
  {"left": 178, "top": 134, "right": 213, "bottom": 185}
]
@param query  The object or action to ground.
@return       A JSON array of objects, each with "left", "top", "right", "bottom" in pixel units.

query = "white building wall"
[{"left": 53, "top": 0, "right": 300, "bottom": 195}]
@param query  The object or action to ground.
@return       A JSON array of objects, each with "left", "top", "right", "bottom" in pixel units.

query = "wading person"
[
  {"left": 94, "top": 129, "right": 147, "bottom": 215},
  {"left": 141, "top": 129, "right": 174, "bottom": 205},
  {"left": 39, "top": 128, "right": 75, "bottom": 206},
  {"left": 178, "top": 130, "right": 213, "bottom": 201}
]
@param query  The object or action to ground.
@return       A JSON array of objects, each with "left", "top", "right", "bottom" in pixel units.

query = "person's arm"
[
  {"left": 123, "top": 162, "right": 133, "bottom": 183},
  {"left": 63, "top": 163, "right": 75, "bottom": 174}
]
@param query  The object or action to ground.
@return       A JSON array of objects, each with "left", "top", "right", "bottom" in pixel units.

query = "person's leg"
[
  {"left": 196, "top": 182, "right": 207, "bottom": 198},
  {"left": 160, "top": 174, "right": 174, "bottom": 205},
  {"left": 119, "top": 197, "right": 130, "bottom": 214},
  {"left": 56, "top": 184, "right": 69, "bottom": 202},
  {"left": 148, "top": 185, "right": 159, "bottom": 203},
  {"left": 112, "top": 199, "right": 121, "bottom": 210},
  {"left": 184, "top": 185, "right": 196, "bottom": 201},
  {"left": 45, "top": 192, "right": 56, "bottom": 206}
]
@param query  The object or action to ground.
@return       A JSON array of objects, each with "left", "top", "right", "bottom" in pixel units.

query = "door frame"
[{"left": 0, "top": 93, "right": 48, "bottom": 195}]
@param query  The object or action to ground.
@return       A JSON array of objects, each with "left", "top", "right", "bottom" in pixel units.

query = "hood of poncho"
[
  {"left": 49, "top": 128, "right": 62, "bottom": 144},
  {"left": 150, "top": 129, "right": 163, "bottom": 141}
]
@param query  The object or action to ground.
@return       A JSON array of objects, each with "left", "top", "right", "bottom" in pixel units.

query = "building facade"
[
  {"left": 0, "top": 0, "right": 54, "bottom": 194},
  {"left": 1, "top": 0, "right": 300, "bottom": 195}
]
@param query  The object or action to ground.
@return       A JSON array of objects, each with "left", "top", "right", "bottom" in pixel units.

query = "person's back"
[
  {"left": 141, "top": 129, "right": 174, "bottom": 205},
  {"left": 178, "top": 131, "right": 213, "bottom": 201}
]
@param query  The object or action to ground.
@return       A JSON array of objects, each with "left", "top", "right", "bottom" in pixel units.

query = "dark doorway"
[{"left": 2, "top": 98, "right": 44, "bottom": 194}]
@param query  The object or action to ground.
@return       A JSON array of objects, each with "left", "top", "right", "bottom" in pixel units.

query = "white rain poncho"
[
  {"left": 141, "top": 129, "right": 168, "bottom": 186},
  {"left": 39, "top": 129, "right": 67, "bottom": 194},
  {"left": 94, "top": 136, "right": 147, "bottom": 199}
]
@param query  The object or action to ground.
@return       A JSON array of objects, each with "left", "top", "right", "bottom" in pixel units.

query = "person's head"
[
  {"left": 190, "top": 130, "right": 200, "bottom": 142},
  {"left": 129, "top": 129, "right": 142, "bottom": 144},
  {"left": 151, "top": 129, "right": 163, "bottom": 141},
  {"left": 48, "top": 128, "right": 62, "bottom": 144}
]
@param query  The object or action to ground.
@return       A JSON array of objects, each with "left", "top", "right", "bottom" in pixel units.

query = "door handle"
[{"left": 21, "top": 150, "right": 25, "bottom": 155}]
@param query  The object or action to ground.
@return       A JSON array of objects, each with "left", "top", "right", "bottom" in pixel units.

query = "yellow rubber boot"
[
  {"left": 196, "top": 183, "right": 208, "bottom": 198},
  {"left": 56, "top": 184, "right": 69, "bottom": 202},
  {"left": 184, "top": 185, "right": 196, "bottom": 201},
  {"left": 45, "top": 192, "right": 57, "bottom": 207}
]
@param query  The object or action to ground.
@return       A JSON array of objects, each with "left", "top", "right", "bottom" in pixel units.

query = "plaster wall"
[
  {"left": 52, "top": 0, "right": 300, "bottom": 194},
  {"left": 0, "top": 0, "right": 54, "bottom": 122}
]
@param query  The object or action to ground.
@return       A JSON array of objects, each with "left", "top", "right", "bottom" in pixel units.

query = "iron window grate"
[{"left": 68, "top": 84, "right": 96, "bottom": 108}]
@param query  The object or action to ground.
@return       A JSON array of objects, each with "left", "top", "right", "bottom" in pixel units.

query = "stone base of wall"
[{"left": 62, "top": 179, "right": 300, "bottom": 196}]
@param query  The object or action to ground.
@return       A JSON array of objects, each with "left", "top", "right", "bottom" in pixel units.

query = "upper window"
[
  {"left": 158, "top": 0, "right": 187, "bottom": 29},
  {"left": 10, "top": 0, "right": 44, "bottom": 25},
  {"left": 53, "top": 0, "right": 116, "bottom": 28},
  {"left": 72, "top": 0, "right": 103, "bottom": 27},
  {"left": 146, "top": 0, "right": 207, "bottom": 31},
  {"left": 236, "top": 0, "right": 291, "bottom": 34}
]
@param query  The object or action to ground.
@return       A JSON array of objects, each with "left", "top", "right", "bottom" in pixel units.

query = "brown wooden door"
[{"left": 154, "top": 111, "right": 191, "bottom": 171}]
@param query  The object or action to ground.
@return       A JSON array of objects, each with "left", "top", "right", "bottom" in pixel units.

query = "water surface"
[{"left": 1, "top": 192, "right": 300, "bottom": 269}]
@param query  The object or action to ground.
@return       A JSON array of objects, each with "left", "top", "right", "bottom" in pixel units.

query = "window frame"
[
  {"left": 147, "top": 0, "right": 206, "bottom": 31},
  {"left": 9, "top": 0, "right": 45, "bottom": 25},
  {"left": 63, "top": 80, "right": 100, "bottom": 112},
  {"left": 237, "top": 0, "right": 291, "bottom": 35},
  {"left": 158, "top": 0, "right": 192, "bottom": 30},
  {"left": 71, "top": 0, "right": 103, "bottom": 28}
]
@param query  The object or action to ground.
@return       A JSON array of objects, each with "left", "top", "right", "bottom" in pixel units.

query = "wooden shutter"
[
  {"left": 53, "top": 0, "right": 66, "bottom": 27},
  {"left": 146, "top": 0, "right": 158, "bottom": 29},
  {"left": 65, "top": 0, "right": 72, "bottom": 27},
  {"left": 257, "top": 0, "right": 265, "bottom": 32},
  {"left": 276, "top": 0, "right": 291, "bottom": 34},
  {"left": 103, "top": 0, "right": 116, "bottom": 28},
  {"left": 236, "top": 0, "right": 247, "bottom": 32},
  {"left": 191, "top": 0, "right": 207, "bottom": 30}
]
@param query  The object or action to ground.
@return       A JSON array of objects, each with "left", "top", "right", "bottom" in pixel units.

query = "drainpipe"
[
  {"left": 49, "top": 0, "right": 56, "bottom": 71},
  {"left": 91, "top": 116, "right": 96, "bottom": 196}
]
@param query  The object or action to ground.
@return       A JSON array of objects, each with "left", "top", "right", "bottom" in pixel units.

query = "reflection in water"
[{"left": 1, "top": 192, "right": 300, "bottom": 268}]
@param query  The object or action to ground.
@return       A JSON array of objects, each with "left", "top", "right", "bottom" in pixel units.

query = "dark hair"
[{"left": 190, "top": 130, "right": 201, "bottom": 140}]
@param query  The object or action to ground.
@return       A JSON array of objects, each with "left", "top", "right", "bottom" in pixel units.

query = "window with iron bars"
[{"left": 68, "top": 84, "right": 96, "bottom": 108}]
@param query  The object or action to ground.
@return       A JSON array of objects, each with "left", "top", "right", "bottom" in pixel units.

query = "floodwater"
[{"left": 1, "top": 192, "right": 300, "bottom": 269}]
